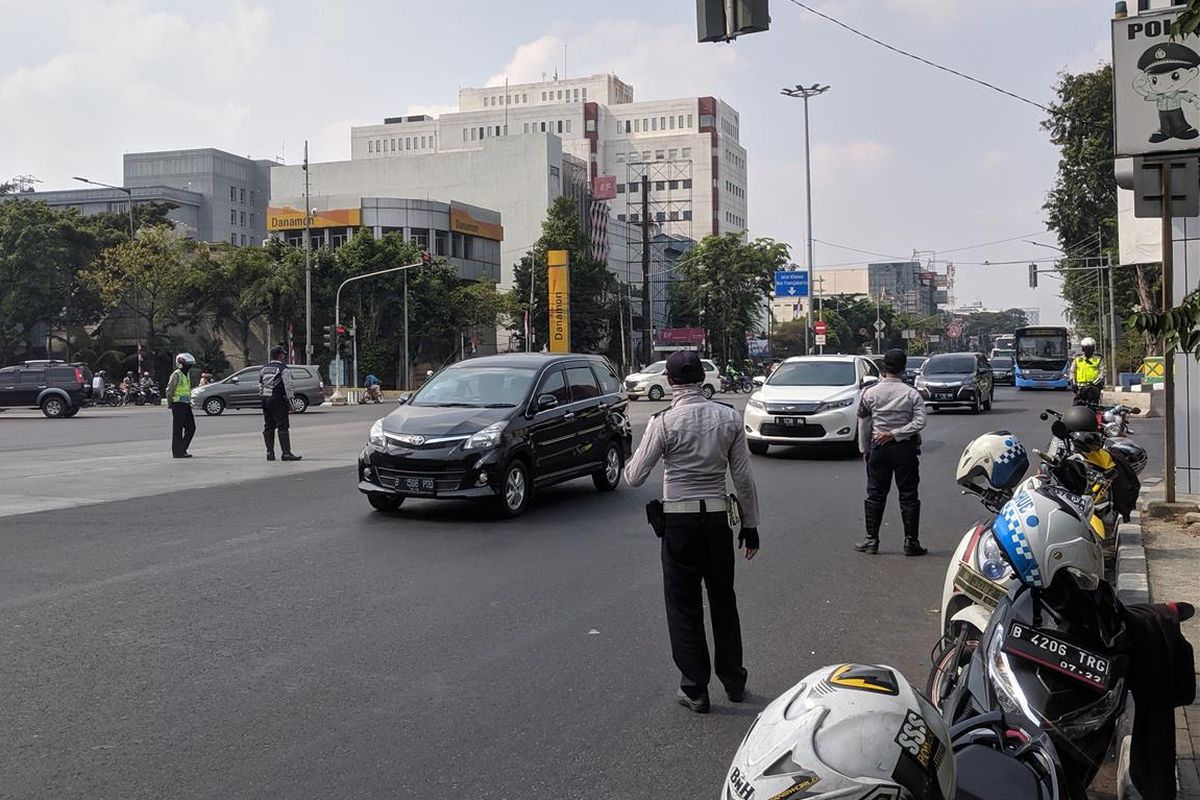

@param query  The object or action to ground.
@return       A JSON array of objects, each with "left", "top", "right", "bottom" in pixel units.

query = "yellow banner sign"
[
  {"left": 450, "top": 206, "right": 504, "bottom": 241},
  {"left": 547, "top": 250, "right": 570, "bottom": 353},
  {"left": 266, "top": 207, "right": 361, "bottom": 231}
]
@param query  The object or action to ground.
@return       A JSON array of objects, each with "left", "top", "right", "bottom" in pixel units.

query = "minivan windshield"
[
  {"left": 924, "top": 355, "right": 977, "bottom": 375},
  {"left": 411, "top": 366, "right": 538, "bottom": 408},
  {"left": 640, "top": 361, "right": 666, "bottom": 375},
  {"left": 768, "top": 361, "right": 856, "bottom": 387}
]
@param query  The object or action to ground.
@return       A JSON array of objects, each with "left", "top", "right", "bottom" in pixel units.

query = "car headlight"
[
  {"left": 915, "top": 376, "right": 926, "bottom": 387},
  {"left": 368, "top": 419, "right": 386, "bottom": 449},
  {"left": 463, "top": 421, "right": 507, "bottom": 450},
  {"left": 747, "top": 394, "right": 765, "bottom": 410},
  {"left": 816, "top": 397, "right": 853, "bottom": 413},
  {"left": 976, "top": 530, "right": 1008, "bottom": 581},
  {"left": 985, "top": 623, "right": 1039, "bottom": 725}
]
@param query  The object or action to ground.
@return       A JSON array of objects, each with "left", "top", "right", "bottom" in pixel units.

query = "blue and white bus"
[{"left": 1013, "top": 326, "right": 1070, "bottom": 389}]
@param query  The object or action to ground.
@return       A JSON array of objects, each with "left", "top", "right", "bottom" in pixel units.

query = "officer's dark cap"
[
  {"left": 1138, "top": 43, "right": 1200, "bottom": 74},
  {"left": 666, "top": 350, "right": 704, "bottom": 384},
  {"left": 883, "top": 349, "right": 907, "bottom": 373}
]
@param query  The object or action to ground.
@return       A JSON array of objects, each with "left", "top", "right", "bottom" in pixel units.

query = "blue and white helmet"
[
  {"left": 993, "top": 476, "right": 1102, "bottom": 590},
  {"left": 721, "top": 664, "right": 954, "bottom": 800},
  {"left": 956, "top": 431, "right": 1030, "bottom": 496}
]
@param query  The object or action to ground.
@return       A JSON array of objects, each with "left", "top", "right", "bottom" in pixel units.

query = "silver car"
[{"left": 191, "top": 364, "right": 325, "bottom": 416}]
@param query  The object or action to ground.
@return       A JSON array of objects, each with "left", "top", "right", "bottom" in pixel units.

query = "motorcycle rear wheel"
[{"left": 926, "top": 626, "right": 978, "bottom": 710}]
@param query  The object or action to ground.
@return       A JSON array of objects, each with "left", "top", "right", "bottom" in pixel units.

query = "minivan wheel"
[
  {"left": 203, "top": 397, "right": 225, "bottom": 416},
  {"left": 40, "top": 396, "right": 67, "bottom": 418},
  {"left": 983, "top": 389, "right": 993, "bottom": 411},
  {"left": 593, "top": 442, "right": 623, "bottom": 492},
  {"left": 702, "top": 384, "right": 715, "bottom": 399},
  {"left": 496, "top": 460, "right": 531, "bottom": 518},
  {"left": 748, "top": 440, "right": 769, "bottom": 456},
  {"left": 648, "top": 385, "right": 665, "bottom": 401},
  {"left": 291, "top": 395, "right": 309, "bottom": 413},
  {"left": 970, "top": 392, "right": 982, "bottom": 415},
  {"left": 367, "top": 493, "right": 405, "bottom": 512}
]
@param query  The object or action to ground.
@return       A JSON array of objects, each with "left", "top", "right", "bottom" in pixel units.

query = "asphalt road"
[{"left": 0, "top": 387, "right": 1163, "bottom": 799}]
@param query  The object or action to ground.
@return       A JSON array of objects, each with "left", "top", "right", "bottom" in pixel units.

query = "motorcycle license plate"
[
  {"left": 776, "top": 417, "right": 806, "bottom": 426},
  {"left": 402, "top": 477, "right": 437, "bottom": 496},
  {"left": 1002, "top": 622, "right": 1112, "bottom": 690}
]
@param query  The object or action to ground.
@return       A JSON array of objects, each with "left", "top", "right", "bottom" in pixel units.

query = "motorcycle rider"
[
  {"left": 1071, "top": 337, "right": 1103, "bottom": 405},
  {"left": 259, "top": 346, "right": 301, "bottom": 462},
  {"left": 164, "top": 353, "right": 196, "bottom": 458},
  {"left": 363, "top": 372, "right": 382, "bottom": 403},
  {"left": 855, "top": 349, "right": 928, "bottom": 556},
  {"left": 121, "top": 371, "right": 137, "bottom": 405}
]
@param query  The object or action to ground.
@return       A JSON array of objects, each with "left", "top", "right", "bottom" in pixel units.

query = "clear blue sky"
[{"left": 1, "top": 0, "right": 1114, "bottom": 323}]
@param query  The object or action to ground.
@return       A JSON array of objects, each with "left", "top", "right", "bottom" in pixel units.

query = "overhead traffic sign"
[{"left": 774, "top": 270, "right": 809, "bottom": 298}]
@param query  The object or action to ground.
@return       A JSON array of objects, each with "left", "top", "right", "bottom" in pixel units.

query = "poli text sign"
[{"left": 547, "top": 250, "right": 570, "bottom": 353}]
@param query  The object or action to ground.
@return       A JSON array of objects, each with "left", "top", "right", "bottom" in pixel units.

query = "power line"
[
  {"left": 785, "top": 0, "right": 1099, "bottom": 127},
  {"left": 812, "top": 239, "right": 906, "bottom": 260}
]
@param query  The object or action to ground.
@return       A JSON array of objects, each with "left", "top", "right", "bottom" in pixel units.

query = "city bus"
[{"left": 1013, "top": 326, "right": 1070, "bottom": 389}]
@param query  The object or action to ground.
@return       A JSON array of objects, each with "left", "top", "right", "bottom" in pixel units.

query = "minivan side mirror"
[
  {"left": 862, "top": 375, "right": 880, "bottom": 387},
  {"left": 536, "top": 394, "right": 558, "bottom": 412},
  {"left": 752, "top": 375, "right": 765, "bottom": 387}
]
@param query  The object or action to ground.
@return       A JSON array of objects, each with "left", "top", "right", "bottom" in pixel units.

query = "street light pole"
[
  {"left": 303, "top": 141, "right": 313, "bottom": 366},
  {"left": 781, "top": 83, "right": 829, "bottom": 358},
  {"left": 74, "top": 176, "right": 139, "bottom": 369}
]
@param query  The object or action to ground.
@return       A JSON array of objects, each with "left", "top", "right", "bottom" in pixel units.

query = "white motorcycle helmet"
[
  {"left": 993, "top": 476, "right": 1102, "bottom": 591},
  {"left": 956, "top": 431, "right": 1030, "bottom": 498},
  {"left": 722, "top": 664, "right": 954, "bottom": 800},
  {"left": 1080, "top": 336, "right": 1096, "bottom": 349},
  {"left": 176, "top": 352, "right": 196, "bottom": 369}
]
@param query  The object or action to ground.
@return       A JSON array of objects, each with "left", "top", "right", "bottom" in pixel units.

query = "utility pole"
[
  {"left": 303, "top": 140, "right": 313, "bottom": 366},
  {"left": 1162, "top": 165, "right": 1176, "bottom": 504},
  {"left": 641, "top": 175, "right": 652, "bottom": 366}
]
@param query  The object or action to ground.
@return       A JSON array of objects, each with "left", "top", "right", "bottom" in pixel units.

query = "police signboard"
[
  {"left": 774, "top": 270, "right": 809, "bottom": 298},
  {"left": 1113, "top": 9, "right": 1200, "bottom": 157}
]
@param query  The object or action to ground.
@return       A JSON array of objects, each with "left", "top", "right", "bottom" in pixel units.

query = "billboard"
[
  {"left": 450, "top": 204, "right": 504, "bottom": 241},
  {"left": 1113, "top": 9, "right": 1200, "bottom": 157},
  {"left": 547, "top": 250, "right": 570, "bottom": 353},
  {"left": 593, "top": 175, "right": 617, "bottom": 200},
  {"left": 657, "top": 327, "right": 706, "bottom": 345},
  {"left": 267, "top": 207, "right": 361, "bottom": 231}
]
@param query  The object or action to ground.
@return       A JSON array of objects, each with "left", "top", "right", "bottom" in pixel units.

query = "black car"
[
  {"left": 357, "top": 353, "right": 632, "bottom": 517},
  {"left": 902, "top": 356, "right": 927, "bottom": 384},
  {"left": 0, "top": 360, "right": 94, "bottom": 418},
  {"left": 915, "top": 352, "right": 994, "bottom": 413},
  {"left": 989, "top": 355, "right": 1015, "bottom": 385}
]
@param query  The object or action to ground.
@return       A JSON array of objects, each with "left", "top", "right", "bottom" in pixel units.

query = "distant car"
[
  {"left": 989, "top": 356, "right": 1015, "bottom": 385},
  {"left": 625, "top": 357, "right": 720, "bottom": 400},
  {"left": 915, "top": 352, "right": 994, "bottom": 414},
  {"left": 743, "top": 355, "right": 881, "bottom": 455},
  {"left": 989, "top": 348, "right": 1015, "bottom": 360},
  {"left": 0, "top": 360, "right": 94, "bottom": 418},
  {"left": 902, "top": 356, "right": 927, "bottom": 384},
  {"left": 358, "top": 353, "right": 632, "bottom": 517},
  {"left": 191, "top": 364, "right": 324, "bottom": 415}
]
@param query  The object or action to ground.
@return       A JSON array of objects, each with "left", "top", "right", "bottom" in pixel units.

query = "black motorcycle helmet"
[{"left": 1063, "top": 406, "right": 1099, "bottom": 433}]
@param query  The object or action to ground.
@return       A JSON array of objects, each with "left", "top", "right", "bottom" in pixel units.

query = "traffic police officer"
[
  {"left": 259, "top": 346, "right": 302, "bottom": 462},
  {"left": 164, "top": 353, "right": 196, "bottom": 458},
  {"left": 855, "top": 349, "right": 927, "bottom": 556},
  {"left": 626, "top": 350, "right": 760, "bottom": 714},
  {"left": 1071, "top": 337, "right": 1103, "bottom": 405}
]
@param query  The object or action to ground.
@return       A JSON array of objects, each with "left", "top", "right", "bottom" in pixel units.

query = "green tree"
[
  {"left": 206, "top": 244, "right": 276, "bottom": 365},
  {"left": 508, "top": 196, "right": 619, "bottom": 354},
  {"left": 771, "top": 310, "right": 850, "bottom": 357},
  {"left": 670, "top": 233, "right": 790, "bottom": 365}
]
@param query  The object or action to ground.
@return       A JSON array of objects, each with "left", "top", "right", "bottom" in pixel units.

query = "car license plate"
[
  {"left": 402, "top": 477, "right": 437, "bottom": 495},
  {"left": 776, "top": 416, "right": 806, "bottom": 426},
  {"left": 934, "top": 392, "right": 953, "bottom": 399},
  {"left": 1002, "top": 621, "right": 1112, "bottom": 690}
]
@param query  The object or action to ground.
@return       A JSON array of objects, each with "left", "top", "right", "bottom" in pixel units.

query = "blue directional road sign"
[{"left": 774, "top": 270, "right": 809, "bottom": 298}]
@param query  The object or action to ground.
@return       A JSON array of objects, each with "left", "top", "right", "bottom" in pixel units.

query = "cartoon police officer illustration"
[{"left": 1134, "top": 42, "right": 1200, "bottom": 143}]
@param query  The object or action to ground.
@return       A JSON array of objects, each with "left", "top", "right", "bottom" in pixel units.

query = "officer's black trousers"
[
  {"left": 170, "top": 402, "right": 195, "bottom": 456},
  {"left": 262, "top": 396, "right": 292, "bottom": 455},
  {"left": 661, "top": 511, "right": 745, "bottom": 696},
  {"left": 865, "top": 439, "right": 921, "bottom": 539}
]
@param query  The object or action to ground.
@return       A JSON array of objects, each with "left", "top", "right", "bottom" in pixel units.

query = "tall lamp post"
[{"left": 780, "top": 84, "right": 830, "bottom": 355}]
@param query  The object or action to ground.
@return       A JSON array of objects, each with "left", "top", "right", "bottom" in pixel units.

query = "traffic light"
[
  {"left": 1029, "top": 263, "right": 1038, "bottom": 289},
  {"left": 322, "top": 324, "right": 333, "bottom": 348},
  {"left": 697, "top": 0, "right": 770, "bottom": 42}
]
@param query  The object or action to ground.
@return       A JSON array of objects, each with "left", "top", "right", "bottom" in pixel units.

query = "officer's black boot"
[
  {"left": 264, "top": 429, "right": 276, "bottom": 461},
  {"left": 902, "top": 504, "right": 927, "bottom": 557},
  {"left": 279, "top": 429, "right": 302, "bottom": 461},
  {"left": 854, "top": 500, "right": 883, "bottom": 554}
]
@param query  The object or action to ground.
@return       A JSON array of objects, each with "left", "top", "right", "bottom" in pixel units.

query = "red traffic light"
[{"left": 336, "top": 325, "right": 347, "bottom": 335}]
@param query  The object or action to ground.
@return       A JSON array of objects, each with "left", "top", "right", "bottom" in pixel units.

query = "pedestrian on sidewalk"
[
  {"left": 626, "top": 350, "right": 760, "bottom": 714},
  {"left": 259, "top": 346, "right": 302, "bottom": 462},
  {"left": 165, "top": 353, "right": 197, "bottom": 459},
  {"left": 855, "top": 348, "right": 927, "bottom": 556}
]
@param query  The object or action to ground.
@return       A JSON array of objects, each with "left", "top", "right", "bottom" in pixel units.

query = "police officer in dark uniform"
[
  {"left": 259, "top": 346, "right": 302, "bottom": 462},
  {"left": 855, "top": 349, "right": 927, "bottom": 556},
  {"left": 626, "top": 350, "right": 761, "bottom": 713}
]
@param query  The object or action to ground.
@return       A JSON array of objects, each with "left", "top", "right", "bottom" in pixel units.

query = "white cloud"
[{"left": 812, "top": 140, "right": 894, "bottom": 184}]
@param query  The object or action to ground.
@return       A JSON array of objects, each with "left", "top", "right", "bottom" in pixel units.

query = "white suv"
[
  {"left": 743, "top": 355, "right": 880, "bottom": 454},
  {"left": 624, "top": 358, "right": 720, "bottom": 400}
]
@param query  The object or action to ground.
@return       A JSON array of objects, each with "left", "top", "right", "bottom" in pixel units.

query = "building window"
[
  {"left": 549, "top": 165, "right": 560, "bottom": 178},
  {"left": 655, "top": 211, "right": 666, "bottom": 222},
  {"left": 582, "top": 88, "right": 587, "bottom": 99},
  {"left": 540, "top": 122, "right": 546, "bottom": 132},
  {"left": 668, "top": 149, "right": 678, "bottom": 160},
  {"left": 642, "top": 151, "right": 650, "bottom": 160},
  {"left": 573, "top": 88, "right": 579, "bottom": 100},
  {"left": 617, "top": 183, "right": 625, "bottom": 194},
  {"left": 625, "top": 120, "right": 631, "bottom": 133},
  {"left": 231, "top": 233, "right": 237, "bottom": 244},
  {"left": 541, "top": 91, "right": 547, "bottom": 101},
  {"left": 230, "top": 209, "right": 236, "bottom": 224},
  {"left": 669, "top": 180, "right": 679, "bottom": 189},
  {"left": 683, "top": 179, "right": 693, "bottom": 189},
  {"left": 240, "top": 211, "right": 246, "bottom": 226},
  {"left": 479, "top": 127, "right": 484, "bottom": 139},
  {"left": 629, "top": 213, "right": 639, "bottom": 223},
  {"left": 669, "top": 116, "right": 675, "bottom": 130},
  {"left": 524, "top": 122, "right": 530, "bottom": 133},
  {"left": 617, "top": 213, "right": 626, "bottom": 222},
  {"left": 368, "top": 141, "right": 373, "bottom": 153},
  {"left": 241, "top": 234, "right": 247, "bottom": 246},
  {"left": 565, "top": 119, "right": 572, "bottom": 133},
  {"left": 655, "top": 150, "right": 664, "bottom": 160},
  {"left": 434, "top": 229, "right": 448, "bottom": 256},
  {"left": 615, "top": 152, "right": 625, "bottom": 164},
  {"left": 239, "top": 188, "right": 246, "bottom": 203},
  {"left": 495, "top": 125, "right": 501, "bottom": 136},
  {"left": 557, "top": 90, "right": 562, "bottom": 100},
  {"left": 651, "top": 117, "right": 657, "bottom": 131},
  {"left": 683, "top": 210, "right": 693, "bottom": 221},
  {"left": 643, "top": 118, "right": 648, "bottom": 131},
  {"left": 655, "top": 181, "right": 665, "bottom": 191},
  {"left": 670, "top": 211, "right": 680, "bottom": 221},
  {"left": 660, "top": 117, "right": 666, "bottom": 130},
  {"left": 687, "top": 114, "right": 693, "bottom": 128},
  {"left": 230, "top": 185, "right": 237, "bottom": 201},
  {"left": 410, "top": 230, "right": 428, "bottom": 249},
  {"left": 522, "top": 93, "right": 527, "bottom": 103},
  {"left": 557, "top": 120, "right": 563, "bottom": 133},
  {"left": 634, "top": 119, "right": 640, "bottom": 132},
  {"left": 463, "top": 129, "right": 468, "bottom": 141}
]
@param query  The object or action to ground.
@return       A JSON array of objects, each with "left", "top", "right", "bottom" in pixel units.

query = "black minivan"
[{"left": 357, "top": 353, "right": 632, "bottom": 517}]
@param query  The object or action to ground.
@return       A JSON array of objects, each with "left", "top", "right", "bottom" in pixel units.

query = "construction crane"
[{"left": 8, "top": 175, "right": 42, "bottom": 193}]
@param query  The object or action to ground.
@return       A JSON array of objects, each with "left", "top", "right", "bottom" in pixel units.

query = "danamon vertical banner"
[{"left": 547, "top": 250, "right": 570, "bottom": 353}]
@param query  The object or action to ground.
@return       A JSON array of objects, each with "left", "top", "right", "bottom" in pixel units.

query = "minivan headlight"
[
  {"left": 463, "top": 421, "right": 507, "bottom": 450},
  {"left": 368, "top": 419, "right": 386, "bottom": 449},
  {"left": 747, "top": 394, "right": 765, "bottom": 410},
  {"left": 816, "top": 397, "right": 853, "bottom": 412}
]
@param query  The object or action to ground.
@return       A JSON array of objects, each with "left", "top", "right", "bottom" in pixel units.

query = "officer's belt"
[{"left": 663, "top": 498, "right": 728, "bottom": 514}]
